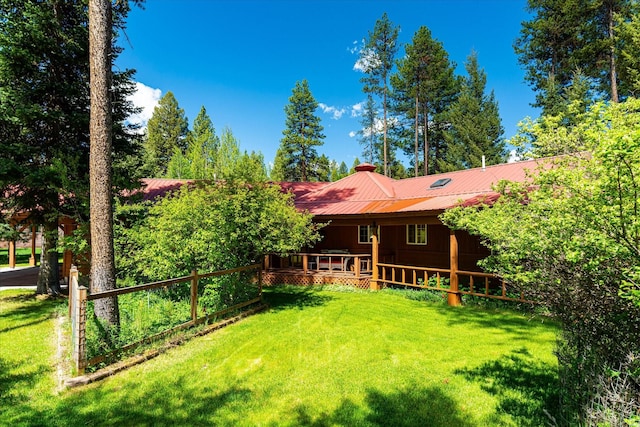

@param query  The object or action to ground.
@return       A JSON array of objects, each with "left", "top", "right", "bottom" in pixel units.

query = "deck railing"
[
  {"left": 376, "top": 262, "right": 533, "bottom": 303},
  {"left": 266, "top": 253, "right": 372, "bottom": 277}
]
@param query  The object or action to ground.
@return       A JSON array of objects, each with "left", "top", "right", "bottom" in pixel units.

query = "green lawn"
[
  {"left": 0, "top": 286, "right": 560, "bottom": 426},
  {"left": 0, "top": 247, "right": 39, "bottom": 267}
]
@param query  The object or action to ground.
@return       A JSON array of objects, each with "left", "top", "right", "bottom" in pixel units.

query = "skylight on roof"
[{"left": 429, "top": 178, "right": 451, "bottom": 189}]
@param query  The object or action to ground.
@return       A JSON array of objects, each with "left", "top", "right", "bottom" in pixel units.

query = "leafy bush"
[{"left": 442, "top": 99, "right": 640, "bottom": 424}]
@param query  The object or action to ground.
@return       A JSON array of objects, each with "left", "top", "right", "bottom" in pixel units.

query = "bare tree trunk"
[
  {"left": 383, "top": 86, "right": 388, "bottom": 176},
  {"left": 608, "top": 3, "right": 619, "bottom": 103},
  {"left": 89, "top": 0, "right": 119, "bottom": 327},
  {"left": 36, "top": 219, "right": 60, "bottom": 295},
  {"left": 423, "top": 113, "right": 429, "bottom": 176},
  {"left": 414, "top": 95, "right": 419, "bottom": 177}
]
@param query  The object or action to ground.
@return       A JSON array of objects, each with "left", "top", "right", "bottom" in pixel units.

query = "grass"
[
  {"left": 0, "top": 285, "right": 560, "bottom": 426},
  {"left": 0, "top": 247, "right": 38, "bottom": 267}
]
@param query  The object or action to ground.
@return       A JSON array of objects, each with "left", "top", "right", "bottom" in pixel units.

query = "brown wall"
[{"left": 311, "top": 223, "right": 489, "bottom": 272}]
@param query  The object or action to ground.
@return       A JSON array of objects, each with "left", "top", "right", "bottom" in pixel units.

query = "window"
[
  {"left": 358, "top": 225, "right": 379, "bottom": 244},
  {"left": 429, "top": 177, "right": 451, "bottom": 189},
  {"left": 407, "top": 224, "right": 427, "bottom": 245}
]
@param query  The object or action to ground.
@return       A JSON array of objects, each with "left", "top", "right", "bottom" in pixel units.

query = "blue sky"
[{"left": 117, "top": 0, "right": 538, "bottom": 167}]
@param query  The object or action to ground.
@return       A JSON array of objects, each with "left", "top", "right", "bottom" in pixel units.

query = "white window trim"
[{"left": 406, "top": 224, "right": 427, "bottom": 245}]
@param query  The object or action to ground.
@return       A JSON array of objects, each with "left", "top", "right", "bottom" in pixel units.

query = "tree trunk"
[
  {"left": 414, "top": 95, "right": 419, "bottom": 177},
  {"left": 423, "top": 112, "right": 429, "bottom": 176},
  {"left": 36, "top": 219, "right": 60, "bottom": 295},
  {"left": 608, "top": 3, "right": 619, "bottom": 103},
  {"left": 383, "top": 85, "right": 388, "bottom": 176},
  {"left": 89, "top": 0, "right": 119, "bottom": 327}
]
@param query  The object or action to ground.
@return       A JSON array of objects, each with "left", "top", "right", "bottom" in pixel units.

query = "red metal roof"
[
  {"left": 139, "top": 178, "right": 189, "bottom": 201},
  {"left": 292, "top": 159, "right": 546, "bottom": 216}
]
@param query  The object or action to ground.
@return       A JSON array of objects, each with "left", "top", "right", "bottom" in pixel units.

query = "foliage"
[
  {"left": 515, "top": 0, "right": 640, "bottom": 110},
  {"left": 0, "top": 0, "right": 141, "bottom": 293},
  {"left": 276, "top": 80, "right": 325, "bottom": 181},
  {"left": 185, "top": 106, "right": 219, "bottom": 179},
  {"left": 143, "top": 91, "right": 189, "bottom": 177},
  {"left": 118, "top": 181, "right": 322, "bottom": 282},
  {"left": 391, "top": 25, "right": 459, "bottom": 176},
  {"left": 442, "top": 98, "right": 640, "bottom": 424},
  {"left": 440, "top": 51, "right": 506, "bottom": 172},
  {"left": 357, "top": 12, "right": 400, "bottom": 176}
]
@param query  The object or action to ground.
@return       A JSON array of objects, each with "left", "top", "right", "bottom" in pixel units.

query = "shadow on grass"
[
  {"left": 295, "top": 384, "right": 475, "bottom": 427},
  {"left": 262, "top": 285, "right": 333, "bottom": 312},
  {"left": 0, "top": 292, "right": 62, "bottom": 323},
  {"left": 13, "top": 379, "right": 481, "bottom": 426},
  {"left": 455, "top": 348, "right": 560, "bottom": 426},
  {"left": 432, "top": 303, "right": 558, "bottom": 342}
]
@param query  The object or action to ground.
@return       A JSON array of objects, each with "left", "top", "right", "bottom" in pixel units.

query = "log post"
[
  {"left": 303, "top": 253, "right": 308, "bottom": 274},
  {"left": 29, "top": 224, "right": 37, "bottom": 267},
  {"left": 448, "top": 229, "right": 461, "bottom": 306},
  {"left": 370, "top": 234, "right": 380, "bottom": 290},
  {"left": 190, "top": 269, "right": 198, "bottom": 323},
  {"left": 8, "top": 239, "right": 16, "bottom": 268}
]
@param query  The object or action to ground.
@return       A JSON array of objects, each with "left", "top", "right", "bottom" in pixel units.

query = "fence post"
[
  {"left": 73, "top": 283, "right": 88, "bottom": 375},
  {"left": 302, "top": 253, "right": 308, "bottom": 274},
  {"left": 190, "top": 269, "right": 198, "bottom": 324},
  {"left": 68, "top": 265, "right": 79, "bottom": 318},
  {"left": 370, "top": 234, "right": 380, "bottom": 290},
  {"left": 448, "top": 229, "right": 461, "bottom": 306}
]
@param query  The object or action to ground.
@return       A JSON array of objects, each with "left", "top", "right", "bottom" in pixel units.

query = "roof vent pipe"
[{"left": 482, "top": 155, "right": 486, "bottom": 171}]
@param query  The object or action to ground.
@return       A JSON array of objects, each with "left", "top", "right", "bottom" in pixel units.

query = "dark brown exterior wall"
[{"left": 311, "top": 223, "right": 489, "bottom": 272}]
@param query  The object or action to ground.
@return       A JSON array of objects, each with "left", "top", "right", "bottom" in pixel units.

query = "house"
[{"left": 264, "top": 159, "right": 545, "bottom": 301}]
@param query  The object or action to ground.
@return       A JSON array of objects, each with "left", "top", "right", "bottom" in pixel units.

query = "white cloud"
[
  {"left": 348, "top": 40, "right": 360, "bottom": 54},
  {"left": 351, "top": 102, "right": 364, "bottom": 117},
  {"left": 319, "top": 103, "right": 346, "bottom": 120},
  {"left": 349, "top": 130, "right": 357, "bottom": 138},
  {"left": 508, "top": 149, "right": 520, "bottom": 163},
  {"left": 350, "top": 39, "right": 380, "bottom": 73},
  {"left": 126, "top": 82, "right": 162, "bottom": 131}
]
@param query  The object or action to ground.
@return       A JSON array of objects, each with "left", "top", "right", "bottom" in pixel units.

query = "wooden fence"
[
  {"left": 69, "top": 264, "right": 263, "bottom": 375},
  {"left": 375, "top": 262, "right": 533, "bottom": 304}
]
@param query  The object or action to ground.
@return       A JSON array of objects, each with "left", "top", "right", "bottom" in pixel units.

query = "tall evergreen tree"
[
  {"left": 0, "top": 0, "right": 140, "bottom": 294},
  {"left": 277, "top": 80, "right": 325, "bottom": 181},
  {"left": 358, "top": 94, "right": 379, "bottom": 165},
  {"left": 186, "top": 106, "right": 219, "bottom": 179},
  {"left": 143, "top": 91, "right": 189, "bottom": 177},
  {"left": 391, "top": 26, "right": 458, "bottom": 175},
  {"left": 358, "top": 13, "right": 399, "bottom": 176},
  {"left": 515, "top": 0, "right": 639, "bottom": 112},
  {"left": 441, "top": 52, "right": 505, "bottom": 172}
]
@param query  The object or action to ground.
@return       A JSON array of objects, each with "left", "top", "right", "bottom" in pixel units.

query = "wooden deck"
[{"left": 262, "top": 268, "right": 371, "bottom": 289}]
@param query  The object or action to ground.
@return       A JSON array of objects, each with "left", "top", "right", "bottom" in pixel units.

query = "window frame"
[
  {"left": 406, "top": 224, "right": 427, "bottom": 245},
  {"left": 358, "top": 225, "right": 380, "bottom": 244}
]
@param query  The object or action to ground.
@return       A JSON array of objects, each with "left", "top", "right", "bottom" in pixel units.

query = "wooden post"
[
  {"left": 29, "top": 224, "right": 37, "bottom": 267},
  {"left": 448, "top": 229, "right": 461, "bottom": 306},
  {"left": 370, "top": 234, "right": 380, "bottom": 290},
  {"left": 8, "top": 239, "right": 16, "bottom": 268},
  {"left": 263, "top": 254, "right": 270, "bottom": 270},
  {"left": 303, "top": 253, "right": 308, "bottom": 274},
  {"left": 74, "top": 284, "right": 88, "bottom": 375},
  {"left": 354, "top": 255, "right": 361, "bottom": 278},
  {"left": 68, "top": 265, "right": 79, "bottom": 318},
  {"left": 190, "top": 270, "right": 198, "bottom": 323}
]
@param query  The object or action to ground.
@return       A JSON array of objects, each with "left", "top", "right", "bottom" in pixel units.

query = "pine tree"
[
  {"left": 440, "top": 52, "right": 505, "bottom": 172},
  {"left": 358, "top": 13, "right": 400, "bottom": 176},
  {"left": 144, "top": 91, "right": 189, "bottom": 177},
  {"left": 186, "top": 106, "right": 219, "bottom": 179},
  {"left": 391, "top": 26, "right": 458, "bottom": 175},
  {"left": 0, "top": 0, "right": 140, "bottom": 294},
  {"left": 278, "top": 80, "right": 325, "bottom": 181},
  {"left": 358, "top": 94, "right": 379, "bottom": 165},
  {"left": 515, "top": 0, "right": 639, "bottom": 111}
]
